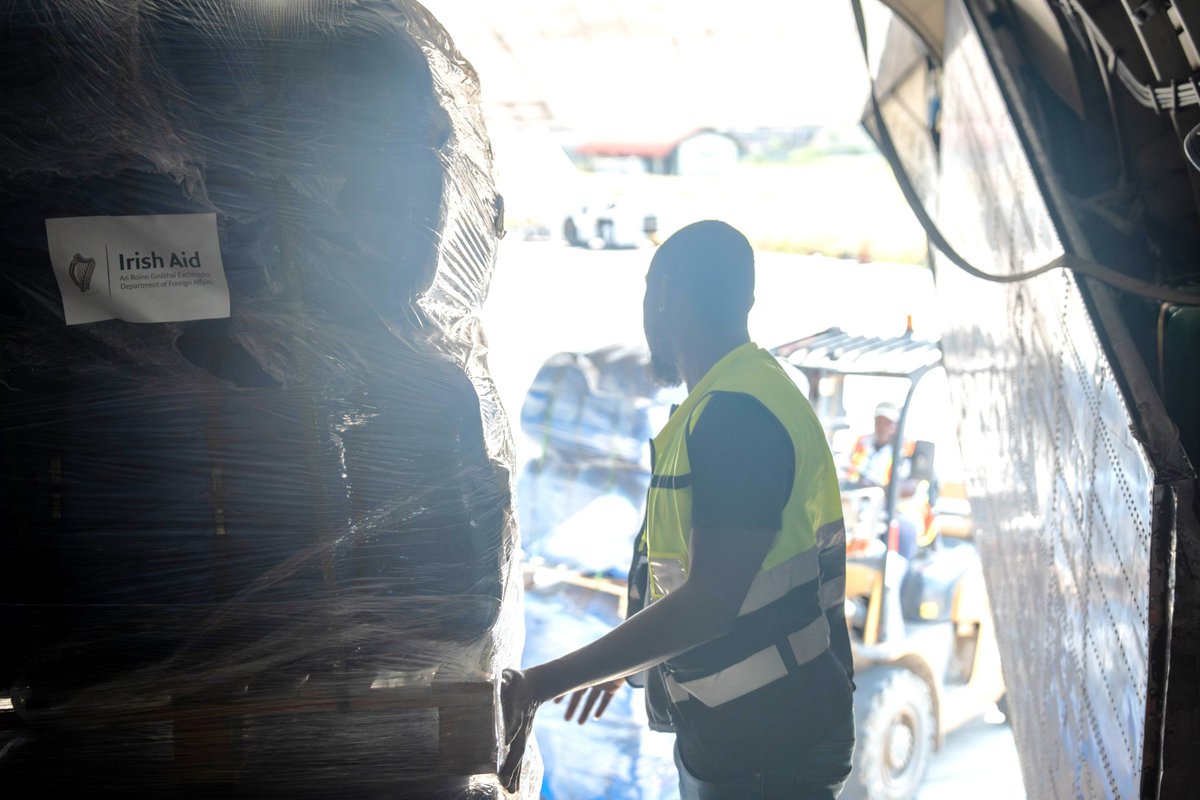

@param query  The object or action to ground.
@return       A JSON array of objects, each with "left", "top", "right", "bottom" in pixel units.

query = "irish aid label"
[{"left": 45, "top": 213, "right": 230, "bottom": 325}]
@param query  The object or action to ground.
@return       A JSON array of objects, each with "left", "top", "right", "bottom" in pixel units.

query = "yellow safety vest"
[
  {"left": 845, "top": 434, "right": 935, "bottom": 539},
  {"left": 631, "top": 342, "right": 847, "bottom": 708},
  {"left": 846, "top": 433, "right": 915, "bottom": 487}
]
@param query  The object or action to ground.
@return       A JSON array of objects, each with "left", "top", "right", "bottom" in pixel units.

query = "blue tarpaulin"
[{"left": 522, "top": 584, "right": 679, "bottom": 800}]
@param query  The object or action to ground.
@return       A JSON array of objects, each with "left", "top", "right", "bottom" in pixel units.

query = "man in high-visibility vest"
[
  {"left": 844, "top": 402, "right": 909, "bottom": 489},
  {"left": 502, "top": 221, "right": 855, "bottom": 799},
  {"left": 843, "top": 403, "right": 932, "bottom": 559}
]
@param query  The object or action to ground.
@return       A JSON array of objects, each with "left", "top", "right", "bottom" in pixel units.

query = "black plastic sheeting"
[{"left": 0, "top": 2, "right": 533, "bottom": 797}]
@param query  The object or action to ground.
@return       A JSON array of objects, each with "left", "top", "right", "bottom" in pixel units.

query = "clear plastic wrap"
[{"left": 0, "top": 2, "right": 533, "bottom": 797}]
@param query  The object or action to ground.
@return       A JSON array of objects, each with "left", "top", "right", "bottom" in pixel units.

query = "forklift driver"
[{"left": 843, "top": 401, "right": 933, "bottom": 560}]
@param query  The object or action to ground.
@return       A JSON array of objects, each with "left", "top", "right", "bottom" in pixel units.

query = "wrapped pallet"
[{"left": 0, "top": 1, "right": 533, "bottom": 797}]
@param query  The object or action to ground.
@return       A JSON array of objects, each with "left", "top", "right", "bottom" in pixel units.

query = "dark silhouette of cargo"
[{"left": 0, "top": 2, "right": 516, "bottom": 796}]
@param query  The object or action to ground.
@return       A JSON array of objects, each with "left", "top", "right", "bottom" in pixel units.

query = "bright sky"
[{"left": 418, "top": 0, "right": 893, "bottom": 133}]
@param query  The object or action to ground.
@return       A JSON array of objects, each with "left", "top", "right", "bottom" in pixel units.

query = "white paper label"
[{"left": 45, "top": 213, "right": 230, "bottom": 325}]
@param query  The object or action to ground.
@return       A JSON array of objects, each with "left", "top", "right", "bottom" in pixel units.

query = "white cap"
[{"left": 874, "top": 402, "right": 900, "bottom": 422}]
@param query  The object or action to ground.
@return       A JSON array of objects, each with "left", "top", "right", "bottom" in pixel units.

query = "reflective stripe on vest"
[
  {"left": 640, "top": 343, "right": 846, "bottom": 708},
  {"left": 820, "top": 575, "right": 847, "bottom": 610},
  {"left": 815, "top": 518, "right": 847, "bottom": 611},
  {"left": 650, "top": 557, "right": 687, "bottom": 597},
  {"left": 740, "top": 547, "right": 819, "bottom": 615},
  {"left": 666, "top": 615, "right": 832, "bottom": 707}
]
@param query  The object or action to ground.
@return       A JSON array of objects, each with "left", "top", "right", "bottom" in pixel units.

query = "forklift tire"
[{"left": 841, "top": 666, "right": 935, "bottom": 800}]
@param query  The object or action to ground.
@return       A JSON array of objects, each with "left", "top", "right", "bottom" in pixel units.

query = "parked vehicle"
[{"left": 563, "top": 200, "right": 658, "bottom": 249}]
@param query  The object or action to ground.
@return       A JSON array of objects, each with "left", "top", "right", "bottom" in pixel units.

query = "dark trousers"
[{"left": 674, "top": 720, "right": 855, "bottom": 800}]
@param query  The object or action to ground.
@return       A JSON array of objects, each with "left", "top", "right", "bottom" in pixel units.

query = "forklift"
[{"left": 773, "top": 328, "right": 1007, "bottom": 800}]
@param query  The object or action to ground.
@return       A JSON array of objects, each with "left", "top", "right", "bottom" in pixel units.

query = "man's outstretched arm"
[
  {"left": 522, "top": 520, "right": 776, "bottom": 704},
  {"left": 501, "top": 516, "right": 779, "bottom": 779}
]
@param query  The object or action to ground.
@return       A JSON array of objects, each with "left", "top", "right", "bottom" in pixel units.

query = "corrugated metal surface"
[
  {"left": 777, "top": 327, "right": 942, "bottom": 376},
  {"left": 934, "top": 2, "right": 1154, "bottom": 797}
]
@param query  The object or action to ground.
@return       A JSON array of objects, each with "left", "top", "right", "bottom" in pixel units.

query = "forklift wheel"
[{"left": 842, "top": 666, "right": 935, "bottom": 800}]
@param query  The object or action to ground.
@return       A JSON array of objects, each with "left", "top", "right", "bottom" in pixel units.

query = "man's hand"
[
  {"left": 557, "top": 677, "right": 624, "bottom": 725},
  {"left": 499, "top": 668, "right": 539, "bottom": 791}
]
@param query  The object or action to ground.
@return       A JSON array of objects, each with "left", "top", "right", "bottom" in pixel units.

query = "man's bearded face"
[
  {"left": 643, "top": 274, "right": 682, "bottom": 387},
  {"left": 647, "top": 327, "right": 682, "bottom": 386}
]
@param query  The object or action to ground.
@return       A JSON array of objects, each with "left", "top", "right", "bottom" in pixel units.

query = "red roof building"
[{"left": 570, "top": 128, "right": 742, "bottom": 176}]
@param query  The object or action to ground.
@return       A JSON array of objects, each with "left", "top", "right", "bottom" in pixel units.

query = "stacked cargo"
[
  {"left": 0, "top": 1, "right": 528, "bottom": 797},
  {"left": 517, "top": 346, "right": 681, "bottom": 575}
]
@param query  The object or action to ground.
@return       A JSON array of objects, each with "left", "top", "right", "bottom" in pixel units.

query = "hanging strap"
[{"left": 848, "top": 0, "right": 1200, "bottom": 306}]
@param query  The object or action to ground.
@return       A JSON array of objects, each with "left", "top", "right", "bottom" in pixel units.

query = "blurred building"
[{"left": 569, "top": 128, "right": 742, "bottom": 176}]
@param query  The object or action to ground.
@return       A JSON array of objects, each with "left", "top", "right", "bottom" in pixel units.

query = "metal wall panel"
[{"left": 934, "top": 2, "right": 1154, "bottom": 797}]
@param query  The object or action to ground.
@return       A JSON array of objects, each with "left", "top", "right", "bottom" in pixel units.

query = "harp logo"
[
  {"left": 46, "top": 213, "right": 229, "bottom": 325},
  {"left": 68, "top": 253, "right": 97, "bottom": 293}
]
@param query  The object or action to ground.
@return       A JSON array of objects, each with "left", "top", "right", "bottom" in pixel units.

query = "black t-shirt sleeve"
[{"left": 687, "top": 391, "right": 795, "bottom": 530}]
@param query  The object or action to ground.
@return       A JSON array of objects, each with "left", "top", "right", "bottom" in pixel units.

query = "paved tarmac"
[{"left": 918, "top": 711, "right": 1025, "bottom": 799}]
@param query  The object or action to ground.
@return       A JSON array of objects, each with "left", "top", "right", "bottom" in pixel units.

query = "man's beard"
[{"left": 648, "top": 344, "right": 682, "bottom": 387}]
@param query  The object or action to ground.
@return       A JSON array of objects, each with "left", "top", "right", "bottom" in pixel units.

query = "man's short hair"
[{"left": 650, "top": 220, "right": 754, "bottom": 323}]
